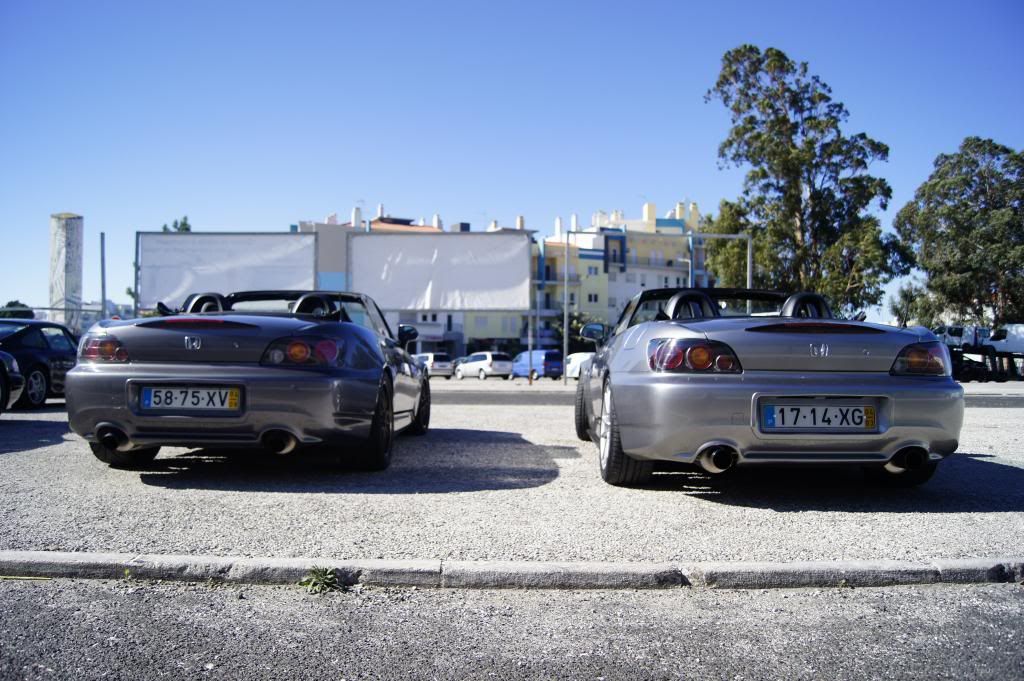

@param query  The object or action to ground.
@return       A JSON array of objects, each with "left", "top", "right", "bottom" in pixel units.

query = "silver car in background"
[
  {"left": 66, "top": 290, "right": 430, "bottom": 470},
  {"left": 415, "top": 352, "right": 454, "bottom": 379},
  {"left": 574, "top": 288, "right": 964, "bottom": 487}
]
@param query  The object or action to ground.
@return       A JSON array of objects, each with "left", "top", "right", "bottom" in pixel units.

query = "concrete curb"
[{"left": 1, "top": 551, "right": 1022, "bottom": 590}]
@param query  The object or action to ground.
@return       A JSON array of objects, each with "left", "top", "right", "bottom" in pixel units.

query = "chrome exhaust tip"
[
  {"left": 261, "top": 430, "right": 298, "bottom": 455},
  {"left": 96, "top": 425, "right": 130, "bottom": 452},
  {"left": 698, "top": 446, "right": 738, "bottom": 474},
  {"left": 887, "top": 446, "right": 929, "bottom": 472}
]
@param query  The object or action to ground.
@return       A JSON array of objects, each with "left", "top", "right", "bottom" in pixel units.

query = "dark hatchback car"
[{"left": 0, "top": 319, "right": 78, "bottom": 408}]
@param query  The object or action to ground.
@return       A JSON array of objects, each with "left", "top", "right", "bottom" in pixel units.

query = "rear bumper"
[
  {"left": 610, "top": 371, "right": 964, "bottom": 466},
  {"left": 65, "top": 363, "right": 379, "bottom": 450},
  {"left": 5, "top": 372, "right": 25, "bottom": 408},
  {"left": 427, "top": 366, "right": 453, "bottom": 377}
]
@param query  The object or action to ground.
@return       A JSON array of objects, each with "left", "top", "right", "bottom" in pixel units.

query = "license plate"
[
  {"left": 142, "top": 386, "right": 241, "bottom": 411},
  {"left": 762, "top": 404, "right": 875, "bottom": 431}
]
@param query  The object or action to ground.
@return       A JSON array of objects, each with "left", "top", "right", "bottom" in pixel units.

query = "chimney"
[
  {"left": 675, "top": 202, "right": 686, "bottom": 220},
  {"left": 376, "top": 203, "right": 385, "bottom": 218},
  {"left": 688, "top": 202, "right": 699, "bottom": 224},
  {"left": 554, "top": 216, "right": 563, "bottom": 239},
  {"left": 570, "top": 213, "right": 578, "bottom": 231},
  {"left": 432, "top": 213, "right": 442, "bottom": 230},
  {"left": 642, "top": 202, "right": 656, "bottom": 223},
  {"left": 351, "top": 206, "right": 362, "bottom": 229},
  {"left": 515, "top": 215, "right": 525, "bottom": 230},
  {"left": 488, "top": 219, "right": 498, "bottom": 231}
]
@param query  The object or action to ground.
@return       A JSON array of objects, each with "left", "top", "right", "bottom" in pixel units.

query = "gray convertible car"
[
  {"left": 575, "top": 288, "right": 964, "bottom": 487},
  {"left": 66, "top": 290, "right": 430, "bottom": 469}
]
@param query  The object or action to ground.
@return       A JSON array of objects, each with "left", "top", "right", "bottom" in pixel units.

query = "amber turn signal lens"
[
  {"left": 286, "top": 341, "right": 311, "bottom": 363},
  {"left": 686, "top": 345, "right": 713, "bottom": 371}
]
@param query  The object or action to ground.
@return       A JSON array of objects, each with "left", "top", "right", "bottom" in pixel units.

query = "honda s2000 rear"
[
  {"left": 66, "top": 290, "right": 430, "bottom": 470},
  {"left": 575, "top": 288, "right": 964, "bottom": 487}
]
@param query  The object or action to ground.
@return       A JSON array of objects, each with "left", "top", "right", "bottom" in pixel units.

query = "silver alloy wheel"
[
  {"left": 599, "top": 383, "right": 612, "bottom": 469},
  {"left": 26, "top": 370, "right": 46, "bottom": 405}
]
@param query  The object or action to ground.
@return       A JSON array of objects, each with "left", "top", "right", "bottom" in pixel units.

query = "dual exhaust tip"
[{"left": 97, "top": 425, "right": 299, "bottom": 456}]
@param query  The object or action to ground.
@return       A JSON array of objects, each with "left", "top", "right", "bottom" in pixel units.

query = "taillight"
[
  {"left": 647, "top": 339, "right": 742, "bottom": 374},
  {"left": 890, "top": 341, "right": 951, "bottom": 377},
  {"left": 80, "top": 335, "right": 130, "bottom": 362},
  {"left": 261, "top": 336, "right": 343, "bottom": 368}
]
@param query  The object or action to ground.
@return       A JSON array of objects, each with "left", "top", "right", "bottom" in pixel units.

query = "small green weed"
[{"left": 299, "top": 566, "right": 342, "bottom": 595}]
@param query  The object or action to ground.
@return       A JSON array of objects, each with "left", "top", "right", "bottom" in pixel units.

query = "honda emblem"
[{"left": 184, "top": 336, "right": 202, "bottom": 351}]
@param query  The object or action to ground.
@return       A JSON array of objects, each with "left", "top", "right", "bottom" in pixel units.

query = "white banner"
[
  {"left": 349, "top": 232, "right": 531, "bottom": 311},
  {"left": 138, "top": 232, "right": 316, "bottom": 309}
]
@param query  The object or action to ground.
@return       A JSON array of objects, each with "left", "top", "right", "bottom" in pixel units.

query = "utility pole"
[
  {"left": 562, "top": 220, "right": 570, "bottom": 386},
  {"left": 100, "top": 232, "right": 107, "bottom": 320}
]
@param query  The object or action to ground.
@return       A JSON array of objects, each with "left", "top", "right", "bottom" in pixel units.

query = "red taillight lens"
[
  {"left": 890, "top": 342, "right": 951, "bottom": 377},
  {"left": 648, "top": 339, "right": 742, "bottom": 374},
  {"left": 80, "top": 335, "right": 129, "bottom": 362},
  {"left": 262, "top": 336, "right": 342, "bottom": 369}
]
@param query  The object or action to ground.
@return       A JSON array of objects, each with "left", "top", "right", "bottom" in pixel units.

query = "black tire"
[
  {"left": 596, "top": 381, "right": 653, "bottom": 486},
  {"left": 360, "top": 380, "right": 395, "bottom": 471},
  {"left": 445, "top": 375, "right": 451, "bottom": 380},
  {"left": 863, "top": 462, "right": 938, "bottom": 487},
  {"left": 17, "top": 366, "right": 48, "bottom": 409},
  {"left": 574, "top": 379, "right": 590, "bottom": 442},
  {"left": 408, "top": 381, "right": 430, "bottom": 436},
  {"left": 478, "top": 369, "right": 487, "bottom": 380},
  {"left": 89, "top": 442, "right": 160, "bottom": 469},
  {"left": 530, "top": 369, "right": 539, "bottom": 381},
  {"left": 455, "top": 368, "right": 464, "bottom": 380},
  {"left": 0, "top": 368, "right": 9, "bottom": 417},
  {"left": 503, "top": 374, "right": 511, "bottom": 380}
]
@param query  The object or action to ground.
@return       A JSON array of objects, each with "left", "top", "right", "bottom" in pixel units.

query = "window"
[
  {"left": 42, "top": 327, "right": 75, "bottom": 352},
  {"left": 608, "top": 296, "right": 618, "bottom": 308},
  {"left": 640, "top": 274, "right": 647, "bottom": 287},
  {"left": 587, "top": 293, "right": 599, "bottom": 303},
  {"left": 431, "top": 313, "right": 437, "bottom": 322},
  {"left": 17, "top": 329, "right": 48, "bottom": 349},
  {"left": 569, "top": 293, "right": 576, "bottom": 305},
  {"left": 608, "top": 271, "right": 617, "bottom": 282},
  {"left": 664, "top": 277, "right": 669, "bottom": 287},
  {"left": 475, "top": 316, "right": 488, "bottom": 330},
  {"left": 625, "top": 273, "right": 636, "bottom": 283},
  {"left": 421, "top": 314, "right": 428, "bottom": 322},
  {"left": 676, "top": 277, "right": 681, "bottom": 286},
  {"left": 587, "top": 265, "right": 599, "bottom": 276}
]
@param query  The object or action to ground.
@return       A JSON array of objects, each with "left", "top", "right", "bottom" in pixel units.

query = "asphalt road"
[
  {"left": 1, "top": 396, "right": 1022, "bottom": 563},
  {"left": 1, "top": 579, "right": 1021, "bottom": 680}
]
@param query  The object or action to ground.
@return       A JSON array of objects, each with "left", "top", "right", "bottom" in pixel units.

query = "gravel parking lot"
[{"left": 1, "top": 388, "right": 1022, "bottom": 563}]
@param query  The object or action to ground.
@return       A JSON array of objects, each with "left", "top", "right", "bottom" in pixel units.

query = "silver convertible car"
[
  {"left": 574, "top": 288, "right": 964, "bottom": 487},
  {"left": 66, "top": 290, "right": 430, "bottom": 469}
]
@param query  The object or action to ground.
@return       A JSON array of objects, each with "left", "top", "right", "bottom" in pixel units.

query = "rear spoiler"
[{"left": 746, "top": 322, "right": 885, "bottom": 335}]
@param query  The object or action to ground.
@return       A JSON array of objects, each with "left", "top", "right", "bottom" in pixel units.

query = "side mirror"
[
  {"left": 579, "top": 323, "right": 608, "bottom": 345},
  {"left": 397, "top": 324, "right": 419, "bottom": 345},
  {"left": 990, "top": 328, "right": 1007, "bottom": 342}
]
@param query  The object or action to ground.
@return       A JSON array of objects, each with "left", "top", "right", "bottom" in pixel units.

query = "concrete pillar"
[{"left": 50, "top": 213, "right": 83, "bottom": 330}]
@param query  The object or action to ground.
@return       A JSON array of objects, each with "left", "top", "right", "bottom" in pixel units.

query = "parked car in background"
[
  {"left": 575, "top": 287, "right": 963, "bottom": 488},
  {"left": 565, "top": 352, "right": 594, "bottom": 380},
  {"left": 414, "top": 352, "right": 454, "bottom": 379},
  {"left": 512, "top": 350, "right": 563, "bottom": 380},
  {"left": 0, "top": 350, "right": 26, "bottom": 416},
  {"left": 455, "top": 351, "right": 513, "bottom": 380},
  {"left": 0, "top": 319, "right": 78, "bottom": 408},
  {"left": 65, "top": 290, "right": 430, "bottom": 470},
  {"left": 985, "top": 324, "right": 1024, "bottom": 355}
]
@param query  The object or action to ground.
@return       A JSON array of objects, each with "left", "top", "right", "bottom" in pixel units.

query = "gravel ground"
[
  {"left": 1, "top": 579, "right": 1021, "bottom": 680},
  {"left": 0, "top": 401, "right": 1022, "bottom": 563}
]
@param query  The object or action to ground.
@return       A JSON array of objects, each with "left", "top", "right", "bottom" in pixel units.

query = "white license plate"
[
  {"left": 762, "top": 404, "right": 875, "bottom": 431},
  {"left": 142, "top": 386, "right": 241, "bottom": 411}
]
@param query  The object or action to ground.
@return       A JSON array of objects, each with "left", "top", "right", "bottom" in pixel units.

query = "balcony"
[{"left": 533, "top": 272, "right": 581, "bottom": 283}]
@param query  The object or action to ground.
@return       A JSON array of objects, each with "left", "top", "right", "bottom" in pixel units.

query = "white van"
[{"left": 455, "top": 351, "right": 513, "bottom": 380}]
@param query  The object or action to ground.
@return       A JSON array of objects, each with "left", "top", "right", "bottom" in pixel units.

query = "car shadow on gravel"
[
  {"left": 135, "top": 428, "right": 562, "bottom": 493},
  {"left": 0, "top": 418, "right": 70, "bottom": 455},
  {"left": 640, "top": 453, "right": 1024, "bottom": 513}
]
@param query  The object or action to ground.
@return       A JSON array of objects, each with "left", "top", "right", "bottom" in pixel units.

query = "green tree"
[
  {"left": 893, "top": 137, "right": 1024, "bottom": 325},
  {"left": 161, "top": 215, "right": 192, "bottom": 233},
  {"left": 0, "top": 300, "right": 34, "bottom": 319},
  {"left": 887, "top": 282, "right": 943, "bottom": 328},
  {"left": 550, "top": 310, "right": 601, "bottom": 355},
  {"left": 704, "top": 45, "right": 910, "bottom": 315}
]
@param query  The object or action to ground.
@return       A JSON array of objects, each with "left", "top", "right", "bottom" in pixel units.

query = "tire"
[
  {"left": 0, "top": 369, "right": 9, "bottom": 417},
  {"left": 408, "top": 380, "right": 430, "bottom": 436},
  {"left": 360, "top": 380, "right": 395, "bottom": 471},
  {"left": 89, "top": 442, "right": 160, "bottom": 469},
  {"left": 574, "top": 379, "right": 590, "bottom": 442},
  {"left": 17, "top": 366, "right": 48, "bottom": 409},
  {"left": 596, "top": 381, "right": 653, "bottom": 486},
  {"left": 478, "top": 369, "right": 487, "bottom": 380},
  {"left": 503, "top": 374, "right": 511, "bottom": 380},
  {"left": 530, "top": 370, "right": 539, "bottom": 381},
  {"left": 455, "top": 368, "right": 464, "bottom": 380},
  {"left": 445, "top": 375, "right": 451, "bottom": 380},
  {"left": 863, "top": 462, "right": 938, "bottom": 487}
]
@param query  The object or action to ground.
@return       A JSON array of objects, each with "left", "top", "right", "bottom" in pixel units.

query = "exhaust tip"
[
  {"left": 96, "top": 425, "right": 129, "bottom": 451},
  {"left": 891, "top": 447, "right": 928, "bottom": 471},
  {"left": 698, "top": 445, "right": 738, "bottom": 474},
  {"left": 261, "top": 430, "right": 298, "bottom": 455}
]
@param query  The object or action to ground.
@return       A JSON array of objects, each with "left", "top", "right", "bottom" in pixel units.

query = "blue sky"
[{"left": 1, "top": 0, "right": 1021, "bottom": 319}]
